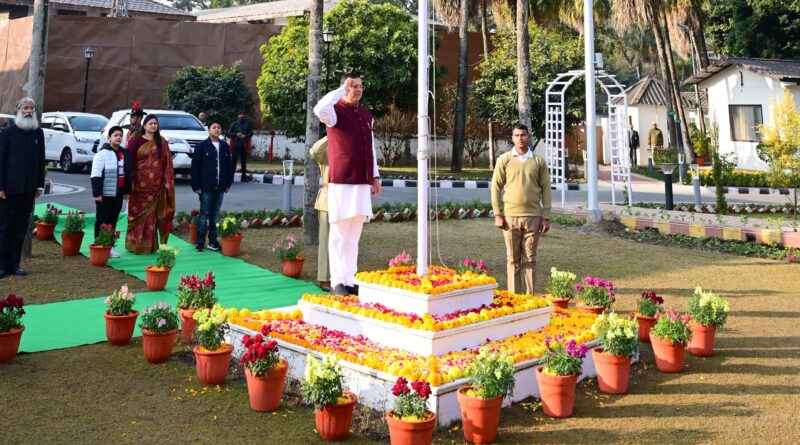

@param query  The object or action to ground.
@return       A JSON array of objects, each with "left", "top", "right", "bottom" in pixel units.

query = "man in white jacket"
[{"left": 313, "top": 73, "right": 381, "bottom": 296}]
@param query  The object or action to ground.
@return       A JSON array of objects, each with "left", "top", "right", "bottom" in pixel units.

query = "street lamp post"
[
  {"left": 323, "top": 28, "right": 334, "bottom": 92},
  {"left": 82, "top": 47, "right": 94, "bottom": 113}
]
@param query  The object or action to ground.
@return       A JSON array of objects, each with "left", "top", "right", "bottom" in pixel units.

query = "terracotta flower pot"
[
  {"left": 179, "top": 308, "right": 197, "bottom": 344},
  {"left": 282, "top": 256, "right": 305, "bottom": 278},
  {"left": 633, "top": 313, "right": 656, "bottom": 343},
  {"left": 61, "top": 231, "right": 84, "bottom": 256},
  {"left": 649, "top": 332, "right": 686, "bottom": 373},
  {"left": 548, "top": 297, "right": 570, "bottom": 309},
  {"left": 536, "top": 367, "right": 577, "bottom": 418},
  {"left": 576, "top": 303, "right": 606, "bottom": 315},
  {"left": 245, "top": 360, "right": 289, "bottom": 412},
  {"left": 194, "top": 344, "right": 233, "bottom": 386},
  {"left": 315, "top": 391, "right": 358, "bottom": 441},
  {"left": 386, "top": 410, "right": 436, "bottom": 445},
  {"left": 35, "top": 221, "right": 55, "bottom": 240},
  {"left": 688, "top": 322, "right": 716, "bottom": 357},
  {"left": 104, "top": 310, "right": 139, "bottom": 345},
  {"left": 189, "top": 223, "right": 198, "bottom": 245},
  {"left": 220, "top": 233, "right": 243, "bottom": 257},
  {"left": 456, "top": 385, "right": 503, "bottom": 444},
  {"left": 141, "top": 328, "right": 177, "bottom": 364},
  {"left": 592, "top": 348, "right": 631, "bottom": 394},
  {"left": 145, "top": 266, "right": 171, "bottom": 291},
  {"left": 89, "top": 245, "right": 112, "bottom": 266},
  {"left": 0, "top": 326, "right": 25, "bottom": 364}
]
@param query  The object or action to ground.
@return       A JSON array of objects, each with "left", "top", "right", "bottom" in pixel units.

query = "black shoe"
[
  {"left": 196, "top": 245, "right": 204, "bottom": 252},
  {"left": 345, "top": 285, "right": 358, "bottom": 296},
  {"left": 11, "top": 267, "right": 27, "bottom": 276},
  {"left": 0, "top": 270, "right": 9, "bottom": 279},
  {"left": 207, "top": 242, "right": 221, "bottom": 251},
  {"left": 331, "top": 284, "right": 348, "bottom": 296}
]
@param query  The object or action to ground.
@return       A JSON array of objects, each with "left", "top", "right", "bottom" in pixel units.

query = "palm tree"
[{"left": 302, "top": 0, "right": 324, "bottom": 244}]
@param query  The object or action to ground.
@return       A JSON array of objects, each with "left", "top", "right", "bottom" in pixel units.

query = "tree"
[
  {"left": 705, "top": 0, "right": 800, "bottom": 60},
  {"left": 373, "top": 105, "right": 417, "bottom": 167},
  {"left": 303, "top": 0, "right": 324, "bottom": 245},
  {"left": 257, "top": 0, "right": 419, "bottom": 139},
  {"left": 171, "top": 0, "right": 209, "bottom": 11},
  {"left": 165, "top": 62, "right": 254, "bottom": 130},
  {"left": 473, "top": 23, "right": 584, "bottom": 141},
  {"left": 757, "top": 89, "right": 800, "bottom": 190}
]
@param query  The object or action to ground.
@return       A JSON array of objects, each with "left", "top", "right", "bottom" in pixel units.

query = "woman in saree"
[{"left": 125, "top": 114, "right": 176, "bottom": 254}]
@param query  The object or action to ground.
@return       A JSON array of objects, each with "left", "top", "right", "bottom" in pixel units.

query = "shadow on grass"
[
  {"left": 576, "top": 401, "right": 755, "bottom": 418},
  {"left": 495, "top": 427, "right": 716, "bottom": 444},
  {"left": 730, "top": 310, "right": 800, "bottom": 318},
  {"left": 660, "top": 383, "right": 800, "bottom": 395},
  {"left": 714, "top": 347, "right": 800, "bottom": 359}
]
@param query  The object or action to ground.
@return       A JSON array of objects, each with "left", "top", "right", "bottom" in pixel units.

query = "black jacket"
[
  {"left": 90, "top": 143, "right": 133, "bottom": 197},
  {"left": 629, "top": 130, "right": 640, "bottom": 149},
  {"left": 227, "top": 120, "right": 253, "bottom": 149},
  {"left": 191, "top": 138, "right": 234, "bottom": 192},
  {"left": 0, "top": 125, "right": 46, "bottom": 194}
]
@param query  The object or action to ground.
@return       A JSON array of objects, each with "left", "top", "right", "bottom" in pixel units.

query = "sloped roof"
[
  {"left": 613, "top": 76, "right": 697, "bottom": 108},
  {"left": 195, "top": 0, "right": 338, "bottom": 23},
  {"left": 3, "top": 0, "right": 193, "bottom": 19},
  {"left": 684, "top": 57, "right": 800, "bottom": 85}
]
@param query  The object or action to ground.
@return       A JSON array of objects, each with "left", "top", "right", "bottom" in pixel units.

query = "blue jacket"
[{"left": 191, "top": 138, "right": 233, "bottom": 192}]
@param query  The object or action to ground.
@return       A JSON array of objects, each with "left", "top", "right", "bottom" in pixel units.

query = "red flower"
[
  {"left": 411, "top": 380, "right": 431, "bottom": 400},
  {"left": 391, "top": 377, "right": 410, "bottom": 396}
]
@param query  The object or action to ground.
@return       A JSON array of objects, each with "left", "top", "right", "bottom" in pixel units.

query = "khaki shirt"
[
  {"left": 310, "top": 137, "right": 329, "bottom": 212},
  {"left": 648, "top": 127, "right": 664, "bottom": 148}
]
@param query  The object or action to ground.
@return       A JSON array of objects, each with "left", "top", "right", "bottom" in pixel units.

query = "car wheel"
[{"left": 60, "top": 148, "right": 79, "bottom": 173}]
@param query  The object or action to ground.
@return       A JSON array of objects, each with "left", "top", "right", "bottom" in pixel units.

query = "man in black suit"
[
  {"left": 191, "top": 121, "right": 233, "bottom": 252},
  {"left": 0, "top": 97, "right": 46, "bottom": 278}
]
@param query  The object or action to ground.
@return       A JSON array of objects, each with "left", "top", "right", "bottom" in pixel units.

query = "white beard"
[{"left": 15, "top": 111, "right": 39, "bottom": 131}]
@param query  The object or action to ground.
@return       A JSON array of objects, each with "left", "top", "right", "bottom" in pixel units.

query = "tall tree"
[{"left": 303, "top": 0, "right": 324, "bottom": 245}]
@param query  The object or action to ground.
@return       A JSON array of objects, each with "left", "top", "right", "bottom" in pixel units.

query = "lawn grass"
[{"left": 2, "top": 220, "right": 799, "bottom": 444}]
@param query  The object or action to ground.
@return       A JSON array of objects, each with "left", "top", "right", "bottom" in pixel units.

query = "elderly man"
[
  {"left": 0, "top": 97, "right": 46, "bottom": 278},
  {"left": 198, "top": 112, "right": 208, "bottom": 128},
  {"left": 313, "top": 72, "right": 381, "bottom": 296}
]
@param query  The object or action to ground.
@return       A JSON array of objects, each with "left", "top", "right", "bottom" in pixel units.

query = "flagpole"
[{"left": 417, "top": 0, "right": 430, "bottom": 276}]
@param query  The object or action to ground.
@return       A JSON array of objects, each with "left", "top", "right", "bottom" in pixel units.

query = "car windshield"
[
  {"left": 154, "top": 114, "right": 205, "bottom": 131},
  {"left": 0, "top": 116, "right": 14, "bottom": 128},
  {"left": 69, "top": 115, "right": 108, "bottom": 132}
]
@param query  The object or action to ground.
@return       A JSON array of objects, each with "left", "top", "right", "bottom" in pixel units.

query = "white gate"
[{"left": 545, "top": 70, "right": 632, "bottom": 206}]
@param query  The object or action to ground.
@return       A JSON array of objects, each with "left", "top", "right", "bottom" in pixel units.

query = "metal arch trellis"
[{"left": 544, "top": 69, "right": 632, "bottom": 207}]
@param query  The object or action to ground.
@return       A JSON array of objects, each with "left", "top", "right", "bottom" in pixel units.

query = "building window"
[{"left": 729, "top": 105, "right": 763, "bottom": 142}]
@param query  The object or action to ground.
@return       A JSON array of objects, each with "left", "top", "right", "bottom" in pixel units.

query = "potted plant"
[
  {"left": 545, "top": 267, "right": 576, "bottom": 309},
  {"left": 273, "top": 234, "right": 304, "bottom": 278},
  {"left": 176, "top": 271, "right": 217, "bottom": 344},
  {"left": 689, "top": 123, "right": 709, "bottom": 166},
  {"left": 103, "top": 284, "right": 138, "bottom": 345},
  {"left": 301, "top": 354, "right": 358, "bottom": 441},
  {"left": 36, "top": 203, "right": 61, "bottom": 240},
  {"left": 653, "top": 146, "right": 679, "bottom": 173},
  {"left": 387, "top": 377, "right": 436, "bottom": 445},
  {"left": 592, "top": 312, "right": 639, "bottom": 394},
  {"left": 61, "top": 211, "right": 85, "bottom": 256},
  {"left": 139, "top": 301, "right": 179, "bottom": 364},
  {"left": 241, "top": 333, "right": 288, "bottom": 412},
  {"left": 685, "top": 287, "right": 730, "bottom": 357},
  {"left": 0, "top": 294, "right": 25, "bottom": 364},
  {"left": 649, "top": 307, "right": 692, "bottom": 373},
  {"left": 575, "top": 276, "right": 615, "bottom": 314},
  {"left": 536, "top": 336, "right": 588, "bottom": 418},
  {"left": 458, "top": 257, "right": 489, "bottom": 275},
  {"left": 145, "top": 244, "right": 178, "bottom": 291},
  {"left": 457, "top": 346, "right": 515, "bottom": 444},
  {"left": 192, "top": 304, "right": 232, "bottom": 386},
  {"left": 189, "top": 209, "right": 200, "bottom": 245},
  {"left": 89, "top": 223, "right": 120, "bottom": 267},
  {"left": 632, "top": 291, "right": 664, "bottom": 343},
  {"left": 217, "top": 216, "right": 242, "bottom": 257}
]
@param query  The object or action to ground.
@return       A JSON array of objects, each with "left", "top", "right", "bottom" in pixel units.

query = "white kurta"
[
  {"left": 313, "top": 86, "right": 380, "bottom": 286},
  {"left": 313, "top": 86, "right": 380, "bottom": 223}
]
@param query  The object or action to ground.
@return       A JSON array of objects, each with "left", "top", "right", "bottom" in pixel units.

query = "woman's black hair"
[{"left": 142, "top": 114, "right": 163, "bottom": 155}]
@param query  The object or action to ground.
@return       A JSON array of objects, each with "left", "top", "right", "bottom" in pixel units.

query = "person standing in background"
[
  {"left": 191, "top": 121, "right": 233, "bottom": 252},
  {"left": 227, "top": 111, "right": 253, "bottom": 182},
  {"left": 90, "top": 126, "right": 132, "bottom": 258},
  {"left": 310, "top": 136, "right": 331, "bottom": 292}
]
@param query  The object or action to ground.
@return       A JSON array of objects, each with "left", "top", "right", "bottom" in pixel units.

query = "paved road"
[{"left": 43, "top": 170, "right": 788, "bottom": 213}]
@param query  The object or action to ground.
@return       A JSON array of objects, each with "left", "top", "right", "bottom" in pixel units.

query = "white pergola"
[{"left": 544, "top": 69, "right": 633, "bottom": 207}]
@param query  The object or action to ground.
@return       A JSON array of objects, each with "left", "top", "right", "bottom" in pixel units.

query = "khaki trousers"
[
  {"left": 502, "top": 216, "right": 542, "bottom": 295},
  {"left": 317, "top": 210, "right": 330, "bottom": 282}
]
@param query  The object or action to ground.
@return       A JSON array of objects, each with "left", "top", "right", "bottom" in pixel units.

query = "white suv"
[
  {"left": 41, "top": 112, "right": 108, "bottom": 172},
  {"left": 102, "top": 109, "right": 208, "bottom": 175}
]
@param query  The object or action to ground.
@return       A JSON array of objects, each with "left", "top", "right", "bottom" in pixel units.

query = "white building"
[
  {"left": 685, "top": 57, "right": 800, "bottom": 171},
  {"left": 612, "top": 76, "right": 703, "bottom": 166},
  {"left": 195, "top": 0, "right": 339, "bottom": 26}
]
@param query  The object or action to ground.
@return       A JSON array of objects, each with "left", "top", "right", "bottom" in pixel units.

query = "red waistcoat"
[{"left": 327, "top": 99, "right": 374, "bottom": 185}]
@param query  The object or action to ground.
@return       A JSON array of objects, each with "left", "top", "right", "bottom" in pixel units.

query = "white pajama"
[{"left": 314, "top": 86, "right": 380, "bottom": 288}]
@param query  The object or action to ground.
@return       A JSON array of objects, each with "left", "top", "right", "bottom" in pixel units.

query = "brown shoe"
[{"left": 319, "top": 281, "right": 331, "bottom": 292}]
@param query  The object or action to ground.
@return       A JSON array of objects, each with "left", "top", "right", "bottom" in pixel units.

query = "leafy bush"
[
  {"left": 594, "top": 312, "right": 639, "bottom": 358},
  {"left": 193, "top": 305, "right": 229, "bottom": 351},
  {"left": 301, "top": 354, "right": 345, "bottom": 410},
  {"left": 390, "top": 377, "right": 432, "bottom": 421},
  {"left": 576, "top": 276, "right": 616, "bottom": 308},
  {"left": 636, "top": 291, "right": 664, "bottom": 317},
  {"left": 272, "top": 234, "right": 302, "bottom": 261},
  {"left": 217, "top": 217, "right": 240, "bottom": 238},
  {"left": 0, "top": 294, "right": 25, "bottom": 332},
  {"left": 539, "top": 336, "right": 587, "bottom": 376},
  {"left": 155, "top": 244, "right": 179, "bottom": 269},
  {"left": 104, "top": 284, "right": 135, "bottom": 316},
  {"left": 63, "top": 211, "right": 85, "bottom": 234},
  {"left": 93, "top": 223, "right": 120, "bottom": 247},
  {"left": 40, "top": 203, "right": 62, "bottom": 225},
  {"left": 650, "top": 307, "right": 692, "bottom": 345},
  {"left": 467, "top": 346, "right": 515, "bottom": 399},
  {"left": 545, "top": 267, "right": 576, "bottom": 299},
  {"left": 240, "top": 333, "right": 281, "bottom": 376},
  {"left": 176, "top": 271, "right": 217, "bottom": 310},
  {"left": 686, "top": 287, "right": 730, "bottom": 327},
  {"left": 139, "top": 301, "right": 179, "bottom": 333}
]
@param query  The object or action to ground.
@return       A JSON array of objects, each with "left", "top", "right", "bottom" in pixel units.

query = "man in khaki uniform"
[
  {"left": 310, "top": 137, "right": 330, "bottom": 291},
  {"left": 648, "top": 121, "right": 664, "bottom": 150},
  {"left": 491, "top": 124, "right": 551, "bottom": 295}
]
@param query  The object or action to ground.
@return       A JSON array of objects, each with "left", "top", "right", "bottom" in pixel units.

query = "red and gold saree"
[{"left": 125, "top": 136, "right": 176, "bottom": 254}]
